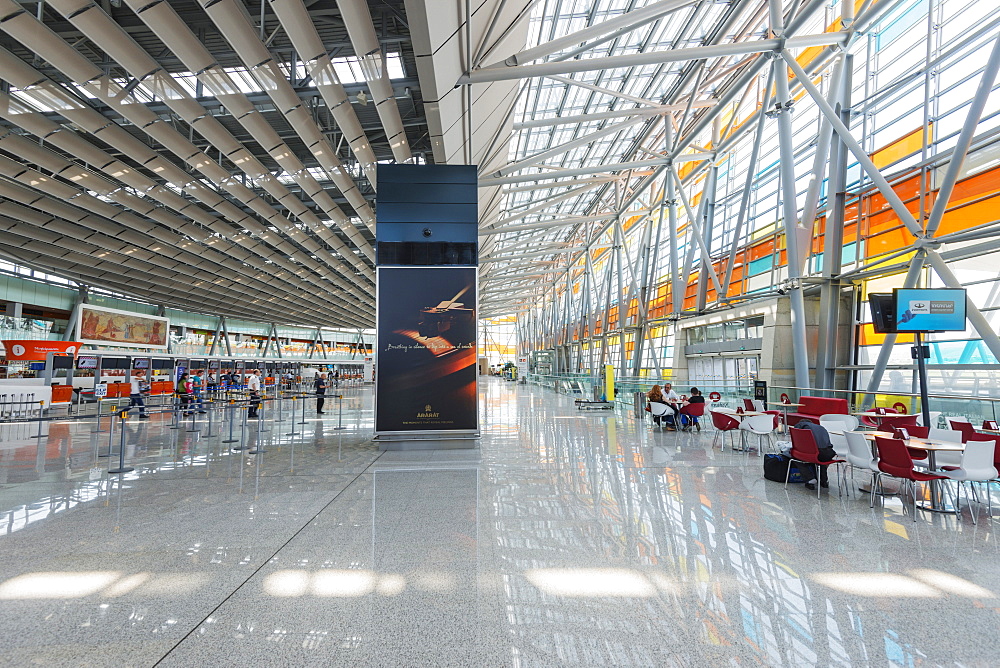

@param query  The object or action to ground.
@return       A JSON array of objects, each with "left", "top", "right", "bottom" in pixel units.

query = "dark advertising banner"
[{"left": 376, "top": 266, "right": 477, "bottom": 433}]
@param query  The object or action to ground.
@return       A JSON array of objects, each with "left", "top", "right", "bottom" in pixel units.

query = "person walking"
[
  {"left": 128, "top": 368, "right": 150, "bottom": 419},
  {"left": 246, "top": 368, "right": 261, "bottom": 418},
  {"left": 315, "top": 372, "right": 328, "bottom": 414}
]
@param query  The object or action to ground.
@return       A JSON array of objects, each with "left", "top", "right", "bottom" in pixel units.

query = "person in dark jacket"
[{"left": 793, "top": 420, "right": 837, "bottom": 490}]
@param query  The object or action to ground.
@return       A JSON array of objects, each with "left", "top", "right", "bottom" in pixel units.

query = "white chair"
[
  {"left": 845, "top": 431, "right": 878, "bottom": 499},
  {"left": 739, "top": 414, "right": 776, "bottom": 452},
  {"left": 750, "top": 399, "right": 765, "bottom": 412},
  {"left": 929, "top": 428, "right": 964, "bottom": 467},
  {"left": 819, "top": 415, "right": 858, "bottom": 459},
  {"left": 649, "top": 402, "right": 670, "bottom": 427},
  {"left": 916, "top": 411, "right": 942, "bottom": 428},
  {"left": 822, "top": 425, "right": 849, "bottom": 459},
  {"left": 941, "top": 440, "right": 998, "bottom": 524},
  {"left": 819, "top": 414, "right": 860, "bottom": 432}
]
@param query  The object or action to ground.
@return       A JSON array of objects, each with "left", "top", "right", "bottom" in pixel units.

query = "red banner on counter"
[{"left": 2, "top": 340, "right": 81, "bottom": 361}]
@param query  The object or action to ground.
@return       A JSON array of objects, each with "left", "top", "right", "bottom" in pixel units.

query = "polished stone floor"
[{"left": 0, "top": 378, "right": 998, "bottom": 667}]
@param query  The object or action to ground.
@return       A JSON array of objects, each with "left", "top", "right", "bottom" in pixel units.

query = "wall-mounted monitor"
[
  {"left": 76, "top": 355, "right": 98, "bottom": 369},
  {"left": 101, "top": 357, "right": 128, "bottom": 369},
  {"left": 868, "top": 293, "right": 898, "bottom": 334},
  {"left": 151, "top": 358, "right": 172, "bottom": 370},
  {"left": 29, "top": 362, "right": 45, "bottom": 371},
  {"left": 208, "top": 360, "right": 221, "bottom": 369},
  {"left": 132, "top": 358, "right": 150, "bottom": 369},
  {"left": 894, "top": 288, "right": 967, "bottom": 332}
]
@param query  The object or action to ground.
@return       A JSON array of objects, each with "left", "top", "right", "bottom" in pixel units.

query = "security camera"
[{"left": 422, "top": 228, "right": 433, "bottom": 238}]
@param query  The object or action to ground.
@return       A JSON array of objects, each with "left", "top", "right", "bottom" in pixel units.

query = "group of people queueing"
[{"left": 646, "top": 383, "right": 705, "bottom": 430}]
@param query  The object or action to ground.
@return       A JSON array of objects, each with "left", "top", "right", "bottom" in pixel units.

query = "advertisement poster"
[
  {"left": 894, "top": 288, "right": 967, "bottom": 332},
  {"left": 76, "top": 304, "right": 169, "bottom": 349},
  {"left": 376, "top": 267, "right": 477, "bottom": 433}
]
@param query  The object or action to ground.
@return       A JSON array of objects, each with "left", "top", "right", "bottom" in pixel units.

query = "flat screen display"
[
  {"left": 102, "top": 357, "right": 127, "bottom": 369},
  {"left": 894, "top": 288, "right": 967, "bottom": 332},
  {"left": 208, "top": 360, "right": 221, "bottom": 369},
  {"left": 868, "top": 293, "right": 898, "bottom": 334},
  {"left": 132, "top": 358, "right": 150, "bottom": 369},
  {"left": 76, "top": 355, "right": 98, "bottom": 369},
  {"left": 52, "top": 355, "right": 74, "bottom": 370},
  {"left": 29, "top": 362, "right": 45, "bottom": 371},
  {"left": 152, "top": 358, "right": 172, "bottom": 370}
]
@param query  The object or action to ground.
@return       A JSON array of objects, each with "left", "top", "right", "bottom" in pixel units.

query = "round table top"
[{"left": 767, "top": 402, "right": 804, "bottom": 407}]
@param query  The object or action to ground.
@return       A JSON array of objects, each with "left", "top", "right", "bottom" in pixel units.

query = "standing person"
[
  {"left": 332, "top": 369, "right": 340, "bottom": 389},
  {"left": 176, "top": 372, "right": 193, "bottom": 416},
  {"left": 246, "top": 368, "right": 261, "bottom": 418},
  {"left": 206, "top": 369, "right": 218, "bottom": 395},
  {"left": 315, "top": 372, "right": 328, "bottom": 414},
  {"left": 128, "top": 368, "right": 150, "bottom": 419},
  {"left": 190, "top": 368, "right": 207, "bottom": 413}
]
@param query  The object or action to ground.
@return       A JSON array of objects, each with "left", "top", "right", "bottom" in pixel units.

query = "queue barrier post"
[
  {"left": 231, "top": 405, "right": 248, "bottom": 452},
  {"left": 169, "top": 394, "right": 181, "bottom": 430},
  {"left": 92, "top": 400, "right": 107, "bottom": 434},
  {"left": 223, "top": 400, "right": 239, "bottom": 444},
  {"left": 187, "top": 401, "right": 200, "bottom": 433},
  {"left": 334, "top": 394, "right": 346, "bottom": 430},
  {"left": 108, "top": 409, "right": 135, "bottom": 474},
  {"left": 286, "top": 396, "right": 300, "bottom": 436},
  {"left": 31, "top": 401, "right": 46, "bottom": 439},
  {"left": 298, "top": 394, "right": 307, "bottom": 425},
  {"left": 203, "top": 399, "right": 216, "bottom": 438},
  {"left": 100, "top": 401, "right": 119, "bottom": 458}
]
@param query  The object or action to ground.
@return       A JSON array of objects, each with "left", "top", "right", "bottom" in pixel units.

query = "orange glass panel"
[{"left": 859, "top": 323, "right": 913, "bottom": 346}]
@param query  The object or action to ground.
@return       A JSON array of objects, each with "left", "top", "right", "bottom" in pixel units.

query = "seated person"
[
  {"left": 646, "top": 385, "right": 672, "bottom": 429},
  {"left": 679, "top": 387, "right": 705, "bottom": 429},
  {"left": 793, "top": 419, "right": 837, "bottom": 490},
  {"left": 661, "top": 383, "right": 681, "bottom": 426}
]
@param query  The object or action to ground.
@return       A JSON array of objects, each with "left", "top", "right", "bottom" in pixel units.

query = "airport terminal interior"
[{"left": 1, "top": 0, "right": 1000, "bottom": 665}]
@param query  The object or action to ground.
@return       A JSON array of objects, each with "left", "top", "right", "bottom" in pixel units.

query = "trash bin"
[{"left": 634, "top": 391, "right": 646, "bottom": 419}]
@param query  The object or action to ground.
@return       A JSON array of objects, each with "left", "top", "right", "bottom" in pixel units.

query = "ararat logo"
[{"left": 416, "top": 403, "right": 440, "bottom": 419}]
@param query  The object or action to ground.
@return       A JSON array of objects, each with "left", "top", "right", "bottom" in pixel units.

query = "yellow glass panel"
[
  {"left": 751, "top": 222, "right": 776, "bottom": 241},
  {"left": 872, "top": 124, "right": 933, "bottom": 169}
]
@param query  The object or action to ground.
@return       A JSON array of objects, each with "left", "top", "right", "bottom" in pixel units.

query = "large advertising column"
[{"left": 374, "top": 165, "right": 479, "bottom": 449}]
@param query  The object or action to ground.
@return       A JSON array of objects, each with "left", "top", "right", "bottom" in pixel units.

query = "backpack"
[{"left": 763, "top": 454, "right": 805, "bottom": 483}]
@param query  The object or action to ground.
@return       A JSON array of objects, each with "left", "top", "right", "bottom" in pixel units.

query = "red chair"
[
  {"left": 710, "top": 410, "right": 740, "bottom": 451},
  {"left": 895, "top": 425, "right": 930, "bottom": 463},
  {"left": 879, "top": 415, "right": 918, "bottom": 431},
  {"left": 743, "top": 398, "right": 756, "bottom": 411},
  {"left": 787, "top": 427, "right": 846, "bottom": 497},
  {"left": 680, "top": 402, "right": 706, "bottom": 431},
  {"left": 860, "top": 406, "right": 898, "bottom": 428},
  {"left": 948, "top": 419, "right": 977, "bottom": 443},
  {"left": 872, "top": 436, "right": 952, "bottom": 521}
]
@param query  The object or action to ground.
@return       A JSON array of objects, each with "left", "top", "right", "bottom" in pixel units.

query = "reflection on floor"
[{"left": 0, "top": 379, "right": 998, "bottom": 666}]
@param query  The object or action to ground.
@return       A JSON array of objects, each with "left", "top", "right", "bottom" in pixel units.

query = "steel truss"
[{"left": 477, "top": 0, "right": 1000, "bottom": 394}]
